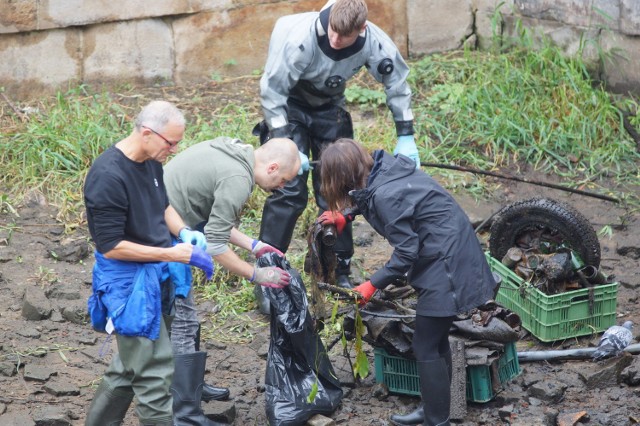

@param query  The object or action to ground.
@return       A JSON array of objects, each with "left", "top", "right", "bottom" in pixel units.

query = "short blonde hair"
[{"left": 329, "top": 0, "right": 368, "bottom": 36}]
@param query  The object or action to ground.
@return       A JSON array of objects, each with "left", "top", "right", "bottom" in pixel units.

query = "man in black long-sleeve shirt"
[{"left": 83, "top": 101, "right": 215, "bottom": 425}]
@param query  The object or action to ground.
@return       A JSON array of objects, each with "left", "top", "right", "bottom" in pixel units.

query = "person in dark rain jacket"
[{"left": 317, "top": 138, "right": 495, "bottom": 426}]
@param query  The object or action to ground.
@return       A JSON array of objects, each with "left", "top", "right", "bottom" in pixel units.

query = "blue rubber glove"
[
  {"left": 393, "top": 135, "right": 420, "bottom": 169},
  {"left": 298, "top": 151, "right": 311, "bottom": 175},
  {"left": 179, "top": 227, "right": 207, "bottom": 251},
  {"left": 189, "top": 246, "right": 214, "bottom": 280}
]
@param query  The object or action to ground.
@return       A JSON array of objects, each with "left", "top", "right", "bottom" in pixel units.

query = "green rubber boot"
[{"left": 85, "top": 380, "right": 134, "bottom": 426}]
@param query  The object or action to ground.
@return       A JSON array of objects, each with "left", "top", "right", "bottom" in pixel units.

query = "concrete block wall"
[{"left": 1, "top": 0, "right": 639, "bottom": 100}]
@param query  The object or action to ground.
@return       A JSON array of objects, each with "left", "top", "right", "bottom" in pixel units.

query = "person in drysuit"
[
  {"left": 317, "top": 138, "right": 495, "bottom": 426},
  {"left": 255, "top": 0, "right": 417, "bottom": 299}
]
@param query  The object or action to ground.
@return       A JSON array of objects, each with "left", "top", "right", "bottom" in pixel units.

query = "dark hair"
[{"left": 320, "top": 138, "right": 373, "bottom": 211}]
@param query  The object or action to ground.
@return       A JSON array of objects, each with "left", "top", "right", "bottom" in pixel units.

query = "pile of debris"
[
  {"left": 342, "top": 287, "right": 521, "bottom": 360},
  {"left": 500, "top": 246, "right": 612, "bottom": 295}
]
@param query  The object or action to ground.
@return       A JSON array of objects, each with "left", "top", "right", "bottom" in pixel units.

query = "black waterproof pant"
[
  {"left": 259, "top": 99, "right": 354, "bottom": 265},
  {"left": 412, "top": 315, "right": 455, "bottom": 362}
]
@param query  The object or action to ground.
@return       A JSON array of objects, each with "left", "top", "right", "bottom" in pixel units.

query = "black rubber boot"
[
  {"left": 336, "top": 274, "right": 353, "bottom": 289},
  {"left": 389, "top": 350, "right": 452, "bottom": 426},
  {"left": 194, "top": 325, "right": 230, "bottom": 402},
  {"left": 171, "top": 352, "right": 227, "bottom": 426},
  {"left": 335, "top": 256, "right": 353, "bottom": 289},
  {"left": 443, "top": 349, "right": 452, "bottom": 383},
  {"left": 389, "top": 405, "right": 424, "bottom": 426},
  {"left": 201, "top": 383, "right": 230, "bottom": 402},
  {"left": 85, "top": 380, "right": 134, "bottom": 426},
  {"left": 419, "top": 358, "right": 451, "bottom": 426}
]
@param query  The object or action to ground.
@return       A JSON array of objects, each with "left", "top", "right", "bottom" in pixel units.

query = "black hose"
[{"left": 421, "top": 162, "right": 620, "bottom": 203}]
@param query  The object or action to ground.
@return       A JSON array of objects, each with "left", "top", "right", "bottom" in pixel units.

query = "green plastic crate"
[
  {"left": 487, "top": 253, "right": 618, "bottom": 342},
  {"left": 374, "top": 348, "right": 421, "bottom": 397},
  {"left": 466, "top": 341, "right": 520, "bottom": 402},
  {"left": 374, "top": 342, "right": 520, "bottom": 403}
]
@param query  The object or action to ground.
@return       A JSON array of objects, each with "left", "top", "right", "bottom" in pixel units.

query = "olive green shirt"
[{"left": 164, "top": 137, "right": 255, "bottom": 256}]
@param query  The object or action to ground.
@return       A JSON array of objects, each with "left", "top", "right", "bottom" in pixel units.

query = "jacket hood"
[
  {"left": 207, "top": 137, "right": 254, "bottom": 179},
  {"left": 350, "top": 150, "right": 415, "bottom": 207}
]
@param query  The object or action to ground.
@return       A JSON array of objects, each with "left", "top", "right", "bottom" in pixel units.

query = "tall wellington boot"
[
  {"left": 418, "top": 358, "right": 451, "bottom": 426},
  {"left": 171, "top": 351, "right": 227, "bottom": 425},
  {"left": 335, "top": 256, "right": 353, "bottom": 289},
  {"left": 194, "top": 324, "right": 230, "bottom": 402},
  {"left": 85, "top": 380, "right": 134, "bottom": 426},
  {"left": 389, "top": 351, "right": 451, "bottom": 426}
]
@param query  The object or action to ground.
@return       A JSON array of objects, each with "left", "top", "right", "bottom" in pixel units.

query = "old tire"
[{"left": 489, "top": 197, "right": 601, "bottom": 268}]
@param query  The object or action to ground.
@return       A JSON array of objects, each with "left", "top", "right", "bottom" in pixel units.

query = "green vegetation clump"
[
  {"left": 409, "top": 46, "right": 639, "bottom": 179},
  {"left": 3, "top": 46, "right": 638, "bottom": 212}
]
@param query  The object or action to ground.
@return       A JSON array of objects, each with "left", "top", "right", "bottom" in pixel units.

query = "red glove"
[
  {"left": 317, "top": 211, "right": 347, "bottom": 234},
  {"left": 353, "top": 281, "right": 376, "bottom": 306}
]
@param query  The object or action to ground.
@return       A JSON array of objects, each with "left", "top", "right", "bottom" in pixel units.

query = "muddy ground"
[{"left": 0, "top": 81, "right": 639, "bottom": 426}]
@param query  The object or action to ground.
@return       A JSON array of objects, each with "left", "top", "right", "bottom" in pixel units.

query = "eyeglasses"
[{"left": 142, "top": 126, "right": 179, "bottom": 148}]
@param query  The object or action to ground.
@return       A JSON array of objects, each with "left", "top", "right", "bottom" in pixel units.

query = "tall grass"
[
  {"left": 342, "top": 34, "right": 639, "bottom": 202},
  {"left": 3, "top": 46, "right": 638, "bottom": 213},
  {"left": 0, "top": 87, "right": 129, "bottom": 215},
  {"left": 408, "top": 45, "right": 639, "bottom": 180}
]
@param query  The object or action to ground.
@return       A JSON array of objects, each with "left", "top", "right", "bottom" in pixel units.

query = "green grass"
[
  {"left": 409, "top": 47, "right": 638, "bottom": 179},
  {"left": 1, "top": 32, "right": 639, "bottom": 330}
]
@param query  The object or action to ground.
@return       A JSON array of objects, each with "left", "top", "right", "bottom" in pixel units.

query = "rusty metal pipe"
[{"left": 579, "top": 265, "right": 608, "bottom": 284}]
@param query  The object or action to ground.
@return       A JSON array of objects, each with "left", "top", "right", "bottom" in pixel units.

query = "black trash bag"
[{"left": 257, "top": 253, "right": 343, "bottom": 426}]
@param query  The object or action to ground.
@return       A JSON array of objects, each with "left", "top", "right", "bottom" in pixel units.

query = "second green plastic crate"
[
  {"left": 466, "top": 341, "right": 520, "bottom": 402},
  {"left": 487, "top": 253, "right": 618, "bottom": 342}
]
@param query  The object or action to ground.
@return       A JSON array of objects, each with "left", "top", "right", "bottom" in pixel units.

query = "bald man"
[{"left": 162, "top": 136, "right": 300, "bottom": 423}]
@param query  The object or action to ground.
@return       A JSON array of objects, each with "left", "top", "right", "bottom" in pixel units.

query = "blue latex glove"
[
  {"left": 298, "top": 151, "right": 311, "bottom": 175},
  {"left": 189, "top": 246, "right": 214, "bottom": 280},
  {"left": 179, "top": 227, "right": 207, "bottom": 250},
  {"left": 393, "top": 134, "right": 420, "bottom": 169}
]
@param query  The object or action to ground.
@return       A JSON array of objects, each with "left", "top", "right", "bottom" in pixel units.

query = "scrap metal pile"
[
  {"left": 488, "top": 197, "right": 614, "bottom": 296},
  {"left": 498, "top": 246, "right": 612, "bottom": 295}
]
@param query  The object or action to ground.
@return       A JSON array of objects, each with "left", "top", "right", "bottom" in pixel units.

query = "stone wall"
[{"left": 1, "top": 0, "right": 639, "bottom": 100}]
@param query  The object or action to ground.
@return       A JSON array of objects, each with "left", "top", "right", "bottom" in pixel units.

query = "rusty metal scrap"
[{"left": 501, "top": 247, "right": 611, "bottom": 296}]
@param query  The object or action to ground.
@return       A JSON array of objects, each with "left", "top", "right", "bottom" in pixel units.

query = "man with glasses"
[
  {"left": 255, "top": 0, "right": 417, "bottom": 295},
  {"left": 143, "top": 125, "right": 180, "bottom": 149},
  {"left": 83, "top": 101, "right": 215, "bottom": 425}
]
